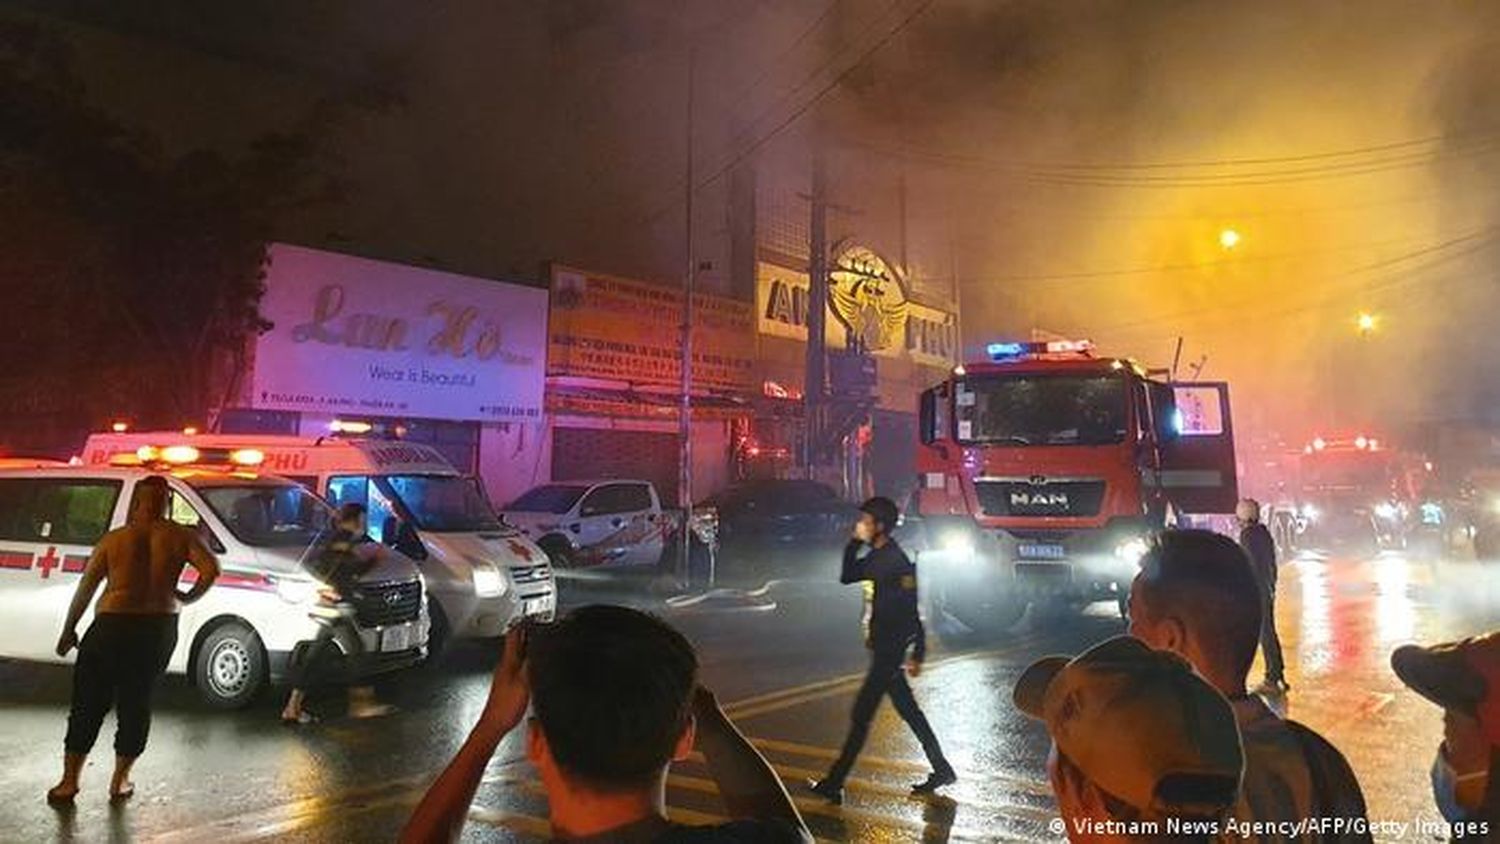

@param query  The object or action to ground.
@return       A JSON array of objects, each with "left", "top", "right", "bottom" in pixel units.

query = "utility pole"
[
  {"left": 804, "top": 149, "right": 828, "bottom": 479},
  {"left": 678, "top": 44, "right": 696, "bottom": 588}
]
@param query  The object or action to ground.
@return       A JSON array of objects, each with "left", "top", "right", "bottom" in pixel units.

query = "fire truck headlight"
[
  {"left": 1301, "top": 504, "right": 1320, "bottom": 522},
  {"left": 274, "top": 575, "right": 318, "bottom": 605},
  {"left": 1114, "top": 537, "right": 1151, "bottom": 567},
  {"left": 472, "top": 563, "right": 506, "bottom": 598},
  {"left": 936, "top": 530, "right": 975, "bottom": 559}
]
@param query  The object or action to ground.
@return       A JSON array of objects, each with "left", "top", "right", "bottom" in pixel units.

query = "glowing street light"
[
  {"left": 1218, "top": 228, "right": 1242, "bottom": 250},
  {"left": 1356, "top": 312, "right": 1378, "bottom": 335}
]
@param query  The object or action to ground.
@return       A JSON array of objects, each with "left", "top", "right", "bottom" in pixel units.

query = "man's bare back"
[{"left": 91, "top": 521, "right": 220, "bottom": 616}]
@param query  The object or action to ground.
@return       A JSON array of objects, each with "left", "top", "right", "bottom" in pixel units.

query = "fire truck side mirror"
[{"left": 919, "top": 388, "right": 938, "bottom": 445}]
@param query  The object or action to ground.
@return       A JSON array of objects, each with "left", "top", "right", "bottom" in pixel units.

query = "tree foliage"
[{"left": 0, "top": 19, "right": 343, "bottom": 453}]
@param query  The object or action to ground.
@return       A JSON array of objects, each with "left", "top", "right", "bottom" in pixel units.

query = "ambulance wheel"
[{"left": 195, "top": 621, "right": 266, "bottom": 710}]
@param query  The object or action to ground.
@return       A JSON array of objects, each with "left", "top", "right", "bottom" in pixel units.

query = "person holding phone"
[
  {"left": 809, "top": 497, "right": 956, "bottom": 804},
  {"left": 402, "top": 606, "right": 810, "bottom": 843}
]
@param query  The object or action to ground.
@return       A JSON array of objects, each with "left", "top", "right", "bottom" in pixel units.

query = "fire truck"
[
  {"left": 911, "top": 339, "right": 1238, "bottom": 631},
  {"left": 1288, "top": 434, "right": 1427, "bottom": 553}
]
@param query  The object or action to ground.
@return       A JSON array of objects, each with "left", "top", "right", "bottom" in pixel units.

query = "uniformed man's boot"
[
  {"left": 910, "top": 766, "right": 957, "bottom": 795},
  {"left": 806, "top": 778, "right": 844, "bottom": 805}
]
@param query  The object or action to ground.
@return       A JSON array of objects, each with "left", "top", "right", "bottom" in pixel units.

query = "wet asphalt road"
[{"left": 4, "top": 550, "right": 1500, "bottom": 843}]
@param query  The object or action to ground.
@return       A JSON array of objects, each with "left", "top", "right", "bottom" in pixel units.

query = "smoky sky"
[{"left": 10, "top": 0, "right": 1500, "bottom": 447}]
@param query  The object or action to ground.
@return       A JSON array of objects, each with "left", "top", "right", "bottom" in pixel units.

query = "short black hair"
[
  {"left": 335, "top": 502, "right": 366, "bottom": 523},
  {"left": 1134, "top": 530, "right": 1263, "bottom": 685},
  {"left": 527, "top": 605, "right": 698, "bottom": 791},
  {"left": 860, "top": 497, "right": 899, "bottom": 532}
]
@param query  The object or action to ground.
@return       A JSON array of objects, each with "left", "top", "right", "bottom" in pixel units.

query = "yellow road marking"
[{"left": 726, "top": 638, "right": 1043, "bottom": 721}]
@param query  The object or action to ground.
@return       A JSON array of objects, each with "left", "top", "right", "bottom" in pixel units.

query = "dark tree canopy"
[{"left": 0, "top": 19, "right": 342, "bottom": 454}]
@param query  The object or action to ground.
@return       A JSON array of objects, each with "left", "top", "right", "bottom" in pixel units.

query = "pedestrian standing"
[
  {"left": 1013, "top": 636, "right": 1244, "bottom": 843},
  {"left": 48, "top": 475, "right": 220, "bottom": 805},
  {"left": 1238, "top": 498, "right": 1288, "bottom": 693},
  {"left": 1392, "top": 633, "right": 1500, "bottom": 840},
  {"left": 281, "top": 502, "right": 395, "bottom": 724},
  {"left": 809, "top": 497, "right": 955, "bottom": 804},
  {"left": 1130, "top": 529, "right": 1371, "bottom": 843}
]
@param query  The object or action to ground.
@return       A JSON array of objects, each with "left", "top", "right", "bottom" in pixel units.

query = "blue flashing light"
[{"left": 987, "top": 342, "right": 1027, "bottom": 359}]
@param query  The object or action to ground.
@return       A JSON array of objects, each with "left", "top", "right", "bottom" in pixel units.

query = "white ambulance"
[
  {"left": 83, "top": 432, "right": 556, "bottom": 651},
  {"left": 0, "top": 447, "right": 429, "bottom": 708}
]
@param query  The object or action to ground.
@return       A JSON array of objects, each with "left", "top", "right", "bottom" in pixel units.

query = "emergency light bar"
[
  {"left": 986, "top": 339, "right": 1094, "bottom": 361},
  {"left": 115, "top": 445, "right": 265, "bottom": 469}
]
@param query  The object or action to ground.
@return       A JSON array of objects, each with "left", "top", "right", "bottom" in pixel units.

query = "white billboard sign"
[{"left": 253, "top": 244, "right": 546, "bottom": 422}]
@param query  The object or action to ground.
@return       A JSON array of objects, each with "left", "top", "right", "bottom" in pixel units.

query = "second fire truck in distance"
[{"left": 911, "top": 339, "right": 1238, "bottom": 632}]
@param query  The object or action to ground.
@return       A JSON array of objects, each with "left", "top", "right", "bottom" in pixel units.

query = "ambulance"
[
  {"left": 0, "top": 446, "right": 429, "bottom": 708},
  {"left": 84, "top": 430, "right": 556, "bottom": 651}
]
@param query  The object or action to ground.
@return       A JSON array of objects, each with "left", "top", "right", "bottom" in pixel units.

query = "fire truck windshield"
[{"left": 955, "top": 374, "right": 1128, "bottom": 446}]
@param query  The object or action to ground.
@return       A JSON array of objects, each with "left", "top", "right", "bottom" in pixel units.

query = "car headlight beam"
[{"left": 472, "top": 563, "right": 506, "bottom": 598}]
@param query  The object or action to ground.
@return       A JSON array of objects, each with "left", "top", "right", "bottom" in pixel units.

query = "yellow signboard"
[{"left": 548, "top": 266, "right": 755, "bottom": 392}]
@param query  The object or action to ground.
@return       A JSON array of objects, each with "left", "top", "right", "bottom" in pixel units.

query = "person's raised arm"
[
  {"left": 839, "top": 539, "right": 867, "bottom": 584},
  {"left": 56, "top": 543, "right": 108, "bottom": 656},
  {"left": 175, "top": 533, "right": 220, "bottom": 605},
  {"left": 402, "top": 629, "right": 530, "bottom": 844},
  {"left": 692, "top": 687, "right": 812, "bottom": 841}
]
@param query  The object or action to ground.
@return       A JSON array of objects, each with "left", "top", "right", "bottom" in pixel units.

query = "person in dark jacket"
[
  {"left": 808, "top": 497, "right": 955, "bottom": 804},
  {"left": 1238, "top": 498, "right": 1288, "bottom": 693}
]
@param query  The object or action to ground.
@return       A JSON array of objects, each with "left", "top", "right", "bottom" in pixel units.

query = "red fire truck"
[
  {"left": 911, "top": 339, "right": 1238, "bottom": 631},
  {"left": 1287, "top": 433, "right": 1427, "bottom": 553}
]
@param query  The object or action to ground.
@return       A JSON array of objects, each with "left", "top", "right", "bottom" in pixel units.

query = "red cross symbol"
[{"left": 36, "top": 546, "right": 59, "bottom": 579}]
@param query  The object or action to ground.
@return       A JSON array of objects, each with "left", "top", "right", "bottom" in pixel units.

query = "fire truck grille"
[
  {"left": 351, "top": 581, "right": 422, "bottom": 627},
  {"left": 975, "top": 480, "right": 1107, "bottom": 518}
]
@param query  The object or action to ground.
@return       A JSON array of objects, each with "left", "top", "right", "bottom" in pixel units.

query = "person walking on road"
[
  {"left": 48, "top": 475, "right": 220, "bottom": 805},
  {"left": 809, "top": 497, "right": 955, "bottom": 804},
  {"left": 1238, "top": 498, "right": 1288, "bottom": 693},
  {"left": 1130, "top": 529, "right": 1371, "bottom": 843}
]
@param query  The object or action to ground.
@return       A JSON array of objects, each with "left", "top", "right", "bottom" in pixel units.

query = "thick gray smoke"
[{"left": 15, "top": 0, "right": 1500, "bottom": 452}]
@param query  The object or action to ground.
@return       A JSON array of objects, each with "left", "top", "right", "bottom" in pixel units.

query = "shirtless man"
[{"left": 48, "top": 476, "right": 220, "bottom": 804}]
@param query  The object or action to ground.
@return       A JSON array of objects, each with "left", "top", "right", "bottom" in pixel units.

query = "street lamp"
[
  {"left": 1218, "top": 228, "right": 1241, "bottom": 251},
  {"left": 1356, "top": 312, "right": 1378, "bottom": 335}
]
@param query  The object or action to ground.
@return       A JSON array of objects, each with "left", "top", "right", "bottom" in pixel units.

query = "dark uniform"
[
  {"left": 1240, "top": 521, "right": 1286, "bottom": 687},
  {"left": 821, "top": 538, "right": 952, "bottom": 790}
]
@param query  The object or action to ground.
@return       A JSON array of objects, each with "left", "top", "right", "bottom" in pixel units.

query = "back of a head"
[
  {"left": 1135, "top": 530, "right": 1263, "bottom": 685},
  {"left": 528, "top": 605, "right": 698, "bottom": 792},
  {"left": 130, "top": 476, "right": 169, "bottom": 523}
]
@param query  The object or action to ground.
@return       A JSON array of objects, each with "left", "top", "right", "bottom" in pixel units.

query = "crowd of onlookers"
[{"left": 48, "top": 478, "right": 1500, "bottom": 843}]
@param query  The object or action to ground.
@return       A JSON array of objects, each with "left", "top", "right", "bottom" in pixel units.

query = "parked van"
[
  {"left": 84, "top": 432, "right": 556, "bottom": 650},
  {"left": 0, "top": 450, "right": 428, "bottom": 708}
]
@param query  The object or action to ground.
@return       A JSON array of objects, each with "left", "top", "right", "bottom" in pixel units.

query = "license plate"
[
  {"left": 381, "top": 625, "right": 412, "bottom": 653},
  {"left": 1018, "top": 543, "right": 1066, "bottom": 560}
]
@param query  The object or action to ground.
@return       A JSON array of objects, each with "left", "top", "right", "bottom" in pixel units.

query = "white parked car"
[{"left": 503, "top": 480, "right": 671, "bottom": 569}]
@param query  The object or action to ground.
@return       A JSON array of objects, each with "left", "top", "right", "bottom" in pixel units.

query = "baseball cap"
[
  {"left": 1393, "top": 632, "right": 1500, "bottom": 745},
  {"left": 1013, "top": 636, "right": 1244, "bottom": 817}
]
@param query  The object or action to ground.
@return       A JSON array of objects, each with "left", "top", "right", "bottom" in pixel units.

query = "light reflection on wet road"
[{"left": 2, "top": 552, "right": 1498, "bottom": 842}]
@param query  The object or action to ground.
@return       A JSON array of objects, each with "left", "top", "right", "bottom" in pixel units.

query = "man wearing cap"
[
  {"left": 1392, "top": 635, "right": 1500, "bottom": 838},
  {"left": 1130, "top": 530, "right": 1371, "bottom": 843},
  {"left": 1014, "top": 636, "right": 1245, "bottom": 842},
  {"left": 1237, "top": 498, "right": 1287, "bottom": 693},
  {"left": 808, "top": 497, "right": 956, "bottom": 804}
]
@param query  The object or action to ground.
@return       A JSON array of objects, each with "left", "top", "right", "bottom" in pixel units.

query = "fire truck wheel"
[
  {"left": 195, "top": 621, "right": 266, "bottom": 710},
  {"left": 944, "top": 596, "right": 1025, "bottom": 638}
]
